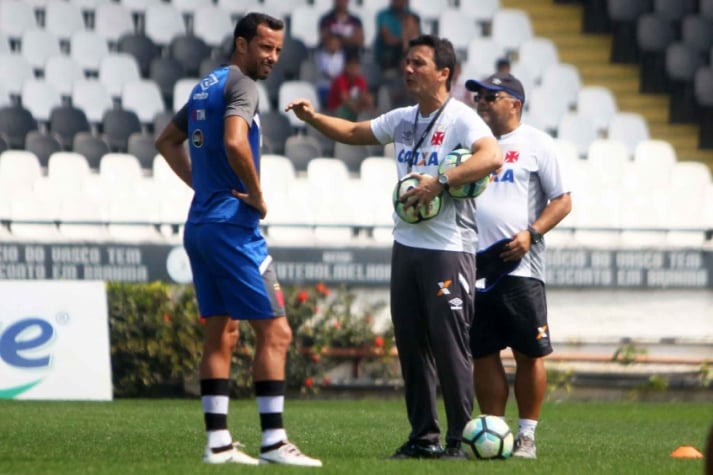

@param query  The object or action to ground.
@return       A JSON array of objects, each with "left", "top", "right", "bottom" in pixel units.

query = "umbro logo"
[{"left": 448, "top": 297, "right": 463, "bottom": 310}]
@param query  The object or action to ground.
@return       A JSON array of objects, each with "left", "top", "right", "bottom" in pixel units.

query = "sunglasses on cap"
[{"left": 473, "top": 92, "right": 513, "bottom": 103}]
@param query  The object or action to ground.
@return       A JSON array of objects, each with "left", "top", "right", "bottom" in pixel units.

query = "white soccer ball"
[
  {"left": 438, "top": 148, "right": 490, "bottom": 198},
  {"left": 462, "top": 415, "right": 514, "bottom": 460},
  {"left": 392, "top": 174, "right": 442, "bottom": 223}
]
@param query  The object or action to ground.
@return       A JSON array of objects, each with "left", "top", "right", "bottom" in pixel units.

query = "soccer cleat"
[
  {"left": 512, "top": 434, "right": 537, "bottom": 459},
  {"left": 203, "top": 442, "right": 260, "bottom": 465},
  {"left": 441, "top": 444, "right": 469, "bottom": 461},
  {"left": 389, "top": 440, "right": 444, "bottom": 459},
  {"left": 259, "top": 441, "right": 323, "bottom": 467}
]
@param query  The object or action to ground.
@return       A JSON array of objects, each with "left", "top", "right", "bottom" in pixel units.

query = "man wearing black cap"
[{"left": 464, "top": 72, "right": 572, "bottom": 459}]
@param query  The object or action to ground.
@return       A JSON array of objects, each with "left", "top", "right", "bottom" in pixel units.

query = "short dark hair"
[
  {"left": 233, "top": 12, "right": 284, "bottom": 44},
  {"left": 408, "top": 35, "right": 456, "bottom": 91}
]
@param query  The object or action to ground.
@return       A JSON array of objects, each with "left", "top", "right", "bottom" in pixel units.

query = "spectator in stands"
[
  {"left": 315, "top": 32, "right": 346, "bottom": 107},
  {"left": 495, "top": 57, "right": 511, "bottom": 74},
  {"left": 319, "top": 0, "right": 364, "bottom": 51},
  {"left": 154, "top": 12, "right": 321, "bottom": 468},
  {"left": 326, "top": 49, "right": 375, "bottom": 121},
  {"left": 374, "top": 0, "right": 421, "bottom": 74},
  {"left": 464, "top": 72, "right": 572, "bottom": 459},
  {"left": 287, "top": 35, "right": 502, "bottom": 460}
]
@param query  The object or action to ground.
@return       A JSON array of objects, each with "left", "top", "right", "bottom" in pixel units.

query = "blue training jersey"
[{"left": 174, "top": 65, "right": 262, "bottom": 228}]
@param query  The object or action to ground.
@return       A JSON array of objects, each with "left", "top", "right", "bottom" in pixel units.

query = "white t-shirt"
[
  {"left": 476, "top": 123, "right": 570, "bottom": 282},
  {"left": 370, "top": 99, "right": 494, "bottom": 253}
]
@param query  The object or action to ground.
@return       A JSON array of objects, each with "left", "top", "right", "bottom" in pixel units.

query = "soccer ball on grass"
[
  {"left": 438, "top": 148, "right": 490, "bottom": 198},
  {"left": 462, "top": 414, "right": 514, "bottom": 460},
  {"left": 392, "top": 174, "right": 442, "bottom": 223}
]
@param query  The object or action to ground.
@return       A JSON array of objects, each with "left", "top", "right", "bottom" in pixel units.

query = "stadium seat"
[
  {"left": 260, "top": 154, "right": 296, "bottom": 200},
  {"left": 0, "top": 54, "right": 34, "bottom": 97},
  {"left": 20, "top": 80, "right": 62, "bottom": 124},
  {"left": 152, "top": 111, "right": 173, "bottom": 138},
  {"left": 44, "top": 55, "right": 85, "bottom": 99},
  {"left": 0, "top": 106, "right": 38, "bottom": 150},
  {"left": 288, "top": 5, "right": 321, "bottom": 50},
  {"left": 463, "top": 37, "right": 508, "bottom": 82},
  {"left": 694, "top": 67, "right": 713, "bottom": 148},
  {"left": 24, "top": 131, "right": 62, "bottom": 168},
  {"left": 172, "top": 78, "right": 199, "bottom": 113},
  {"left": 9, "top": 189, "right": 62, "bottom": 241},
  {"left": 99, "top": 53, "right": 142, "bottom": 99},
  {"left": 557, "top": 113, "right": 597, "bottom": 158},
  {"left": 47, "top": 152, "right": 92, "bottom": 190},
  {"left": 653, "top": 0, "right": 696, "bottom": 24},
  {"left": 216, "top": 0, "right": 253, "bottom": 19},
  {"left": 199, "top": 57, "right": 225, "bottom": 78},
  {"left": 586, "top": 139, "right": 630, "bottom": 186},
  {"left": 457, "top": 0, "right": 500, "bottom": 27},
  {"left": 118, "top": 33, "right": 161, "bottom": 78},
  {"left": 284, "top": 134, "right": 322, "bottom": 173},
  {"left": 127, "top": 132, "right": 157, "bottom": 170},
  {"left": 334, "top": 142, "right": 371, "bottom": 174},
  {"left": 637, "top": 13, "right": 676, "bottom": 94},
  {"left": 491, "top": 9, "right": 533, "bottom": 53},
  {"left": 70, "top": 31, "right": 110, "bottom": 75},
  {"left": 262, "top": 0, "right": 309, "bottom": 19},
  {"left": 0, "top": 150, "right": 42, "bottom": 192},
  {"left": 0, "top": 1, "right": 38, "bottom": 44},
  {"left": 278, "top": 81, "right": 320, "bottom": 128},
  {"left": 278, "top": 37, "right": 310, "bottom": 81},
  {"left": 71, "top": 79, "right": 113, "bottom": 125},
  {"left": 150, "top": 57, "right": 185, "bottom": 110},
  {"left": 411, "top": 0, "right": 451, "bottom": 29},
  {"left": 527, "top": 85, "right": 569, "bottom": 135},
  {"left": 193, "top": 6, "right": 233, "bottom": 49},
  {"left": 99, "top": 152, "right": 144, "bottom": 192},
  {"left": 437, "top": 9, "right": 478, "bottom": 53},
  {"left": 606, "top": 112, "right": 649, "bottom": 157},
  {"left": 665, "top": 42, "right": 704, "bottom": 123},
  {"left": 94, "top": 3, "right": 135, "bottom": 47},
  {"left": 576, "top": 86, "right": 617, "bottom": 133},
  {"left": 72, "top": 132, "right": 110, "bottom": 170},
  {"left": 20, "top": 30, "right": 61, "bottom": 73},
  {"left": 102, "top": 109, "right": 142, "bottom": 152},
  {"left": 607, "top": 0, "right": 648, "bottom": 63},
  {"left": 540, "top": 63, "right": 581, "bottom": 110},
  {"left": 121, "top": 79, "right": 165, "bottom": 124},
  {"left": 57, "top": 190, "right": 109, "bottom": 241},
  {"left": 260, "top": 111, "right": 293, "bottom": 156},
  {"left": 45, "top": 1, "right": 86, "bottom": 44},
  {"left": 516, "top": 37, "right": 559, "bottom": 85},
  {"left": 169, "top": 35, "right": 211, "bottom": 77},
  {"left": 106, "top": 189, "right": 164, "bottom": 242},
  {"left": 681, "top": 15, "right": 713, "bottom": 55},
  {"left": 144, "top": 4, "right": 186, "bottom": 47}
]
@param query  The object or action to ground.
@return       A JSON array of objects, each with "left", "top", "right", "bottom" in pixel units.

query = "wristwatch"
[
  {"left": 437, "top": 173, "right": 450, "bottom": 191},
  {"left": 528, "top": 225, "right": 543, "bottom": 245}
]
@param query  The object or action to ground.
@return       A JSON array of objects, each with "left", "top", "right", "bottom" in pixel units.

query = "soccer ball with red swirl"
[{"left": 462, "top": 414, "right": 514, "bottom": 460}]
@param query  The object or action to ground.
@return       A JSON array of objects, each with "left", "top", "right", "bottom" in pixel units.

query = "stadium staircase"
[{"left": 501, "top": 0, "right": 713, "bottom": 170}]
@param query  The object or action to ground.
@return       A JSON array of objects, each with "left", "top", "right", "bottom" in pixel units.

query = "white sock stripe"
[
  {"left": 207, "top": 429, "right": 232, "bottom": 448},
  {"left": 262, "top": 428, "right": 287, "bottom": 447},
  {"left": 202, "top": 395, "right": 230, "bottom": 414},
  {"left": 257, "top": 395, "right": 284, "bottom": 414}
]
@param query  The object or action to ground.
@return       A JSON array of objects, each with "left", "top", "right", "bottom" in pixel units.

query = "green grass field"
[{"left": 0, "top": 399, "right": 709, "bottom": 475}]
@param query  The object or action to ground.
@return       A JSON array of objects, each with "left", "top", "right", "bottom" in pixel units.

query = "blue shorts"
[{"left": 183, "top": 222, "right": 285, "bottom": 320}]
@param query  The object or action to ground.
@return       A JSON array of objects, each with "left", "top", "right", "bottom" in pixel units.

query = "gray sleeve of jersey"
[
  {"left": 224, "top": 67, "right": 258, "bottom": 125},
  {"left": 172, "top": 104, "right": 188, "bottom": 133}
]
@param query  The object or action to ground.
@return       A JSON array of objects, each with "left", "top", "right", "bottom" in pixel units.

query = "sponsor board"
[{"left": 0, "top": 281, "right": 112, "bottom": 400}]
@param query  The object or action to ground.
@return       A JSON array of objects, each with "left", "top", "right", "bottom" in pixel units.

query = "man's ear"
[{"left": 235, "top": 36, "right": 248, "bottom": 55}]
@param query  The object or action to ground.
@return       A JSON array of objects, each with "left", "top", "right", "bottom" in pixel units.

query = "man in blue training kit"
[{"left": 155, "top": 12, "right": 321, "bottom": 467}]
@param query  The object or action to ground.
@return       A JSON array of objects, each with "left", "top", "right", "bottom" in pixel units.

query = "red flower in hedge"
[
  {"left": 304, "top": 377, "right": 314, "bottom": 388},
  {"left": 374, "top": 336, "right": 385, "bottom": 348},
  {"left": 296, "top": 291, "right": 309, "bottom": 304},
  {"left": 311, "top": 353, "right": 321, "bottom": 363},
  {"left": 322, "top": 377, "right": 332, "bottom": 386},
  {"left": 315, "top": 282, "right": 330, "bottom": 296},
  {"left": 198, "top": 317, "right": 206, "bottom": 326},
  {"left": 163, "top": 313, "right": 171, "bottom": 323}
]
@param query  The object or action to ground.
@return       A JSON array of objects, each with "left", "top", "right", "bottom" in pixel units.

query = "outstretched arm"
[{"left": 285, "top": 98, "right": 380, "bottom": 145}]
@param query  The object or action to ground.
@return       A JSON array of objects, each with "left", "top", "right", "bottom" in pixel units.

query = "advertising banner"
[{"left": 0, "top": 281, "right": 112, "bottom": 400}]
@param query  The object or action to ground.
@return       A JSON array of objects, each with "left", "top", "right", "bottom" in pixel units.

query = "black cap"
[
  {"left": 475, "top": 238, "right": 521, "bottom": 291},
  {"left": 465, "top": 72, "right": 525, "bottom": 103}
]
